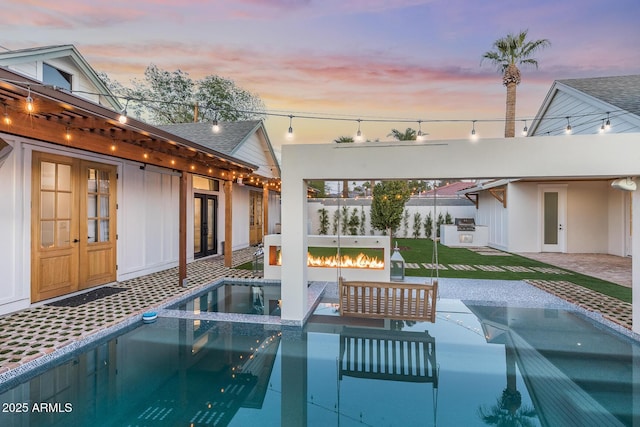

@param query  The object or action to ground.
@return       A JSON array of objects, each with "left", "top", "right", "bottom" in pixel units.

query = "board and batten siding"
[
  {"left": 532, "top": 87, "right": 639, "bottom": 136},
  {"left": 117, "top": 163, "right": 180, "bottom": 281},
  {"left": 232, "top": 131, "right": 278, "bottom": 179},
  {"left": 0, "top": 135, "right": 29, "bottom": 314}
]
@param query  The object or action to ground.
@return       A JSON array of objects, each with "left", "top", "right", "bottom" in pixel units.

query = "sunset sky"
[{"left": 2, "top": 0, "right": 639, "bottom": 151}]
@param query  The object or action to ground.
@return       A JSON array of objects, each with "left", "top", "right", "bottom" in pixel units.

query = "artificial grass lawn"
[
  {"left": 237, "top": 238, "right": 631, "bottom": 303},
  {"left": 394, "top": 238, "right": 631, "bottom": 303}
]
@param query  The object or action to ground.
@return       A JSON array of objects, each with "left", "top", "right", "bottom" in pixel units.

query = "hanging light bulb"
[
  {"left": 212, "top": 116, "right": 220, "bottom": 133},
  {"left": 25, "top": 87, "right": 34, "bottom": 113},
  {"left": 65, "top": 127, "right": 71, "bottom": 141},
  {"left": 605, "top": 112, "right": 611, "bottom": 130},
  {"left": 286, "top": 115, "right": 294, "bottom": 140},
  {"left": 118, "top": 99, "right": 129, "bottom": 124},
  {"left": 355, "top": 119, "right": 362, "bottom": 141},
  {"left": 565, "top": 117, "right": 572, "bottom": 134},
  {"left": 3, "top": 104, "right": 10, "bottom": 125},
  {"left": 470, "top": 120, "right": 478, "bottom": 141},
  {"left": 416, "top": 120, "right": 423, "bottom": 141},
  {"left": 521, "top": 120, "right": 528, "bottom": 136},
  {"left": 599, "top": 119, "right": 606, "bottom": 133}
]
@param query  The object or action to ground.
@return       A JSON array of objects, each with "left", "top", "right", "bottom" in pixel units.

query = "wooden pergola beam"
[
  {"left": 488, "top": 187, "right": 507, "bottom": 208},
  {"left": 464, "top": 193, "right": 479, "bottom": 209}
]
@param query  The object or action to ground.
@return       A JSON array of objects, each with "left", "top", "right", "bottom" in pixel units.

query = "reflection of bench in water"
[
  {"left": 339, "top": 277, "right": 437, "bottom": 322},
  {"left": 339, "top": 327, "right": 438, "bottom": 386}
]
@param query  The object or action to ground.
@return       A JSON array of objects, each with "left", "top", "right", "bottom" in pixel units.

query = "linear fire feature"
[{"left": 263, "top": 235, "right": 391, "bottom": 281}]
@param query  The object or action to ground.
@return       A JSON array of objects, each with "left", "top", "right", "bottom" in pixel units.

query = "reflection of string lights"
[{"left": 437, "top": 313, "right": 483, "bottom": 336}]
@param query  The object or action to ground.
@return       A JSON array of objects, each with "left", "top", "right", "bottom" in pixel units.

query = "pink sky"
[{"left": 2, "top": 0, "right": 639, "bottom": 150}]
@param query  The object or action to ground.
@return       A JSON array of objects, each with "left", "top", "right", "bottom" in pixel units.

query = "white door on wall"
[
  {"left": 539, "top": 185, "right": 567, "bottom": 252},
  {"left": 625, "top": 192, "right": 632, "bottom": 256}
]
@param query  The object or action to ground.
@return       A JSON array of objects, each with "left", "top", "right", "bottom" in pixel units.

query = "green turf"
[
  {"left": 393, "top": 238, "right": 631, "bottom": 303},
  {"left": 237, "top": 238, "right": 631, "bottom": 303}
]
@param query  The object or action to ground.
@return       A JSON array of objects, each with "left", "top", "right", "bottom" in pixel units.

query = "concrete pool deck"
[{"left": 0, "top": 248, "right": 634, "bottom": 378}]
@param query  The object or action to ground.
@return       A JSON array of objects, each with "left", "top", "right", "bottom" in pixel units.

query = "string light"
[
  {"left": 25, "top": 87, "right": 34, "bottom": 113},
  {"left": 118, "top": 98, "right": 129, "bottom": 124},
  {"left": 3, "top": 104, "right": 10, "bottom": 125},
  {"left": 521, "top": 120, "right": 528, "bottom": 136},
  {"left": 355, "top": 119, "right": 362, "bottom": 141},
  {"left": 565, "top": 117, "right": 572, "bottom": 134},
  {"left": 286, "top": 114, "right": 293, "bottom": 140}
]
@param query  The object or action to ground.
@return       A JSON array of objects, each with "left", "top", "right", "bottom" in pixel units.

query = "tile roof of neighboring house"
[
  {"left": 425, "top": 181, "right": 475, "bottom": 196},
  {"left": 558, "top": 75, "right": 640, "bottom": 117},
  {"left": 158, "top": 121, "right": 262, "bottom": 156}
]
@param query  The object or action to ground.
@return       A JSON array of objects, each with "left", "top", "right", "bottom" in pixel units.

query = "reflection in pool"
[
  {"left": 170, "top": 282, "right": 282, "bottom": 316},
  {"left": 1, "top": 298, "right": 638, "bottom": 426}
]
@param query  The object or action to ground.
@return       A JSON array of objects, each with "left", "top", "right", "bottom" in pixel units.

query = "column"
[{"left": 224, "top": 180, "right": 233, "bottom": 268}]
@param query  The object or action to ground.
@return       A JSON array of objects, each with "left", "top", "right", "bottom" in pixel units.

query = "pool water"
[
  {"left": 1, "top": 298, "right": 639, "bottom": 426},
  {"left": 169, "top": 282, "right": 282, "bottom": 316}
]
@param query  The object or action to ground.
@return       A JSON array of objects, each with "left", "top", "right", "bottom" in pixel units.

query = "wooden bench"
[{"left": 338, "top": 277, "right": 438, "bottom": 322}]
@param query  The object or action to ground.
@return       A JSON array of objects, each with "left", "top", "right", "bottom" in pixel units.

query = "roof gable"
[
  {"left": 0, "top": 45, "right": 121, "bottom": 111},
  {"left": 159, "top": 121, "right": 281, "bottom": 178},
  {"left": 529, "top": 75, "right": 640, "bottom": 136}
]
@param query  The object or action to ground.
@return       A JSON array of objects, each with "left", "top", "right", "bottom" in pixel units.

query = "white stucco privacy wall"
[{"left": 280, "top": 134, "right": 640, "bottom": 334}]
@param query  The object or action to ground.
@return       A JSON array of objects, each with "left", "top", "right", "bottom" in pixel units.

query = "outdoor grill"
[{"left": 455, "top": 218, "right": 476, "bottom": 231}]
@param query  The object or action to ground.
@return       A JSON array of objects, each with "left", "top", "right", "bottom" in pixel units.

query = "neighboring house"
[
  {"left": 460, "top": 75, "right": 640, "bottom": 256},
  {"left": 0, "top": 45, "right": 280, "bottom": 315},
  {"left": 158, "top": 121, "right": 281, "bottom": 249}
]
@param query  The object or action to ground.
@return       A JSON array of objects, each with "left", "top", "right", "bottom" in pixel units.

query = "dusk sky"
[{"left": 3, "top": 0, "right": 640, "bottom": 151}]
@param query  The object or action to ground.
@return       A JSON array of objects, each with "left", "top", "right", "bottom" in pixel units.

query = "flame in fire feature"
[{"left": 277, "top": 252, "right": 384, "bottom": 269}]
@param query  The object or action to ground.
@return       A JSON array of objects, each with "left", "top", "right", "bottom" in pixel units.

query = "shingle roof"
[
  {"left": 425, "top": 181, "right": 475, "bottom": 196},
  {"left": 158, "top": 121, "right": 262, "bottom": 155},
  {"left": 558, "top": 75, "right": 640, "bottom": 117}
]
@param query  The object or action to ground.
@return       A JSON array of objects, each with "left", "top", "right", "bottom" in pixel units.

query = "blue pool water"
[
  {"left": 169, "top": 282, "right": 281, "bottom": 316},
  {"left": 1, "top": 283, "right": 639, "bottom": 426}
]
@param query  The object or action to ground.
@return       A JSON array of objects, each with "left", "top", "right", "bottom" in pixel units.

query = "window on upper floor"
[{"left": 43, "top": 63, "right": 72, "bottom": 91}]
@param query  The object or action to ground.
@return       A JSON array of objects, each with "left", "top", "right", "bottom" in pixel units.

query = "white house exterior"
[
  {"left": 278, "top": 135, "right": 640, "bottom": 333},
  {"left": 461, "top": 75, "right": 640, "bottom": 256},
  {"left": 0, "top": 46, "right": 280, "bottom": 316},
  {"left": 159, "top": 121, "right": 281, "bottom": 252}
]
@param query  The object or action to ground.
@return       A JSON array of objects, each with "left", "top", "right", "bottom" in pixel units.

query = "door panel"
[
  {"left": 540, "top": 186, "right": 567, "bottom": 252},
  {"left": 79, "top": 161, "right": 117, "bottom": 288},
  {"left": 194, "top": 193, "right": 218, "bottom": 258},
  {"left": 31, "top": 153, "right": 79, "bottom": 302},
  {"left": 249, "top": 191, "right": 263, "bottom": 246},
  {"left": 32, "top": 153, "right": 117, "bottom": 302}
]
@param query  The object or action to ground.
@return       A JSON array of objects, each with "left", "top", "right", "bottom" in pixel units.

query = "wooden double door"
[
  {"left": 194, "top": 193, "right": 218, "bottom": 258},
  {"left": 31, "top": 152, "right": 117, "bottom": 302}
]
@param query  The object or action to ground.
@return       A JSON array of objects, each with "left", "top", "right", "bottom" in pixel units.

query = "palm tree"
[
  {"left": 388, "top": 128, "right": 417, "bottom": 141},
  {"left": 482, "top": 30, "right": 550, "bottom": 138},
  {"left": 334, "top": 136, "right": 354, "bottom": 197}
]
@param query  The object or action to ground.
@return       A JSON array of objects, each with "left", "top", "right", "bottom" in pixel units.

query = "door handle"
[{"left": 73, "top": 238, "right": 80, "bottom": 243}]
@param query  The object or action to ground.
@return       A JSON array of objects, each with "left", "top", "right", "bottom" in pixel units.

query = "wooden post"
[
  {"left": 263, "top": 185, "right": 269, "bottom": 237},
  {"left": 179, "top": 172, "right": 188, "bottom": 287},
  {"left": 224, "top": 180, "right": 233, "bottom": 267}
]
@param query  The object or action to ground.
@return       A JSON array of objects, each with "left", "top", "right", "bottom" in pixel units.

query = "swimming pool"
[
  {"left": 0, "top": 280, "right": 638, "bottom": 426},
  {"left": 169, "top": 282, "right": 282, "bottom": 316}
]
